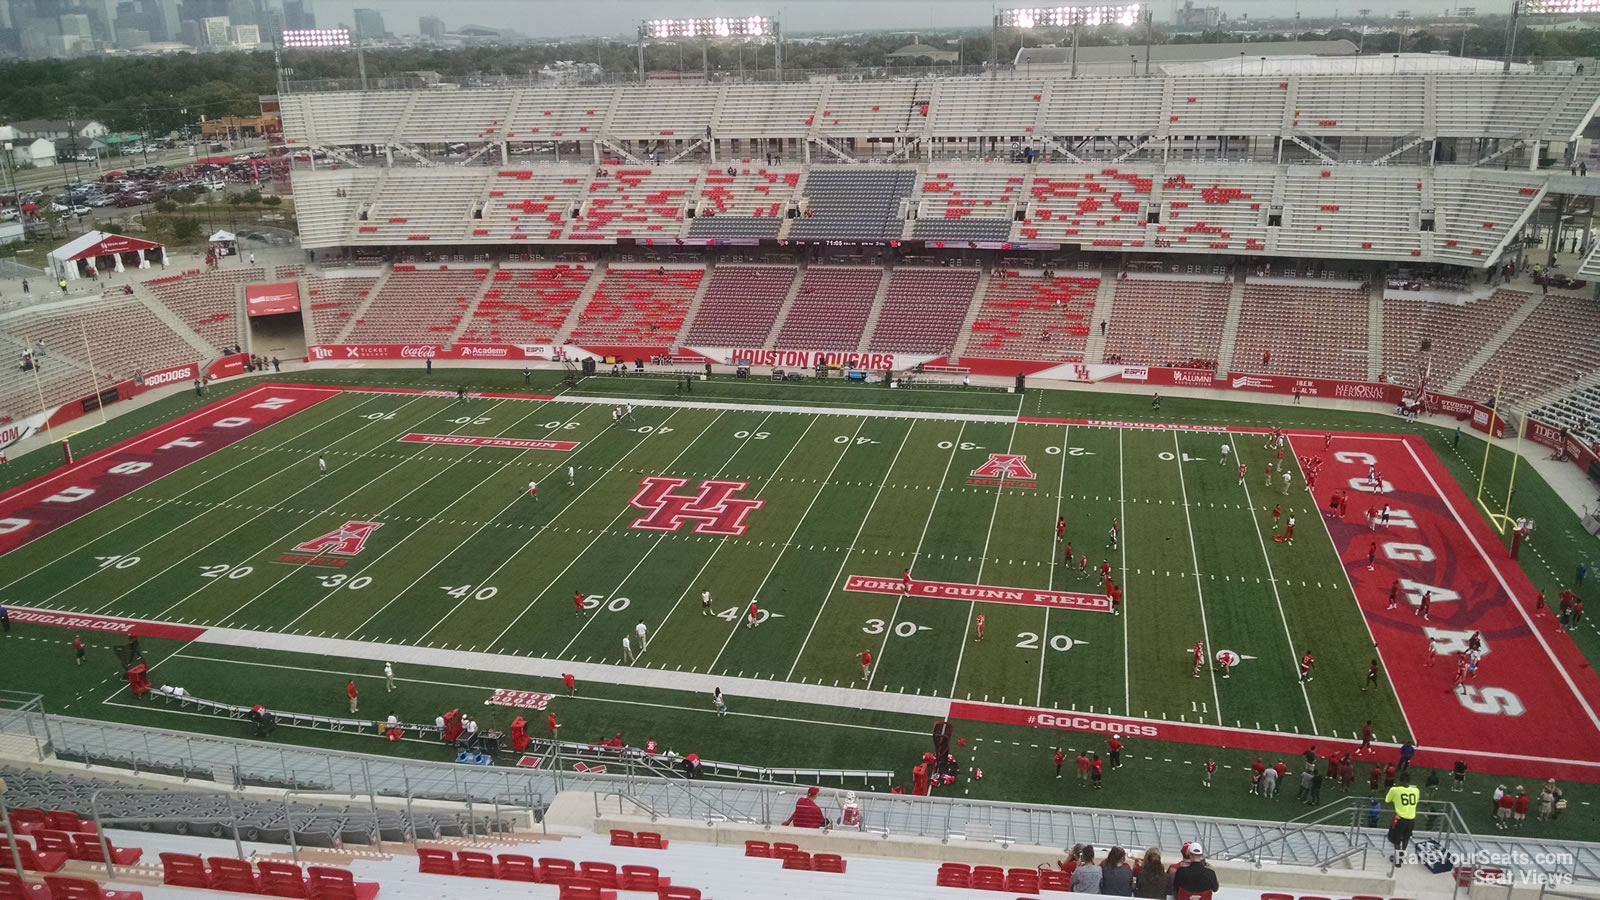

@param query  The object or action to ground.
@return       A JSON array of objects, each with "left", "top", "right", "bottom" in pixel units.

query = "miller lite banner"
[
  {"left": 245, "top": 282, "right": 303, "bottom": 317},
  {"left": 691, "top": 348, "right": 938, "bottom": 372},
  {"left": 308, "top": 344, "right": 443, "bottom": 361}
]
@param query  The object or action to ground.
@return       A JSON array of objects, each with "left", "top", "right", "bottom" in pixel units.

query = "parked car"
[
  {"left": 51, "top": 203, "right": 91, "bottom": 216},
  {"left": 85, "top": 194, "right": 115, "bottom": 208},
  {"left": 114, "top": 194, "right": 145, "bottom": 208}
]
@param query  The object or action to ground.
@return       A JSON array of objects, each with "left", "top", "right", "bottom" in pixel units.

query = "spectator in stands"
[
  {"left": 1133, "top": 849, "right": 1168, "bottom": 898},
  {"left": 1057, "top": 845, "right": 1084, "bottom": 878},
  {"left": 1170, "top": 844, "right": 1219, "bottom": 899},
  {"left": 781, "top": 786, "right": 829, "bottom": 829},
  {"left": 1070, "top": 846, "right": 1102, "bottom": 893},
  {"left": 1100, "top": 847, "right": 1134, "bottom": 896}
]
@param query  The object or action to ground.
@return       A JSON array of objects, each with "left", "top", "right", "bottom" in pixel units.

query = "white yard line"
[
  {"left": 1233, "top": 435, "right": 1319, "bottom": 733},
  {"left": 947, "top": 422, "right": 1019, "bottom": 698},
  {"left": 785, "top": 422, "right": 917, "bottom": 680},
  {"left": 172, "top": 398, "right": 528, "bottom": 623},
  {"left": 702, "top": 416, "right": 864, "bottom": 672},
  {"left": 1117, "top": 427, "right": 1130, "bottom": 716},
  {"left": 92, "top": 393, "right": 445, "bottom": 616},
  {"left": 866, "top": 422, "right": 966, "bottom": 691},
  {"left": 554, "top": 411, "right": 790, "bottom": 660},
  {"left": 1037, "top": 424, "right": 1070, "bottom": 708},
  {"left": 482, "top": 410, "right": 730, "bottom": 652},
  {"left": 412, "top": 408, "right": 688, "bottom": 645},
  {"left": 278, "top": 401, "right": 582, "bottom": 629},
  {"left": 0, "top": 392, "right": 383, "bottom": 595},
  {"left": 1171, "top": 431, "right": 1224, "bottom": 726}
]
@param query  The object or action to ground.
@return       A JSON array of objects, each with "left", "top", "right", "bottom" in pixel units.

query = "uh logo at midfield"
[{"left": 628, "top": 477, "right": 765, "bottom": 536}]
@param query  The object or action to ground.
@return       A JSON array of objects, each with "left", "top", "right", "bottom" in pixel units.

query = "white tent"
[
  {"left": 208, "top": 230, "right": 236, "bottom": 242},
  {"left": 47, "top": 230, "right": 166, "bottom": 279}
]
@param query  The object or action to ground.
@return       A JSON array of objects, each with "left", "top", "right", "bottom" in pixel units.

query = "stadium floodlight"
[
  {"left": 642, "top": 16, "right": 773, "bottom": 39},
  {"left": 637, "top": 14, "right": 781, "bottom": 84},
  {"left": 997, "top": 3, "right": 1143, "bottom": 78},
  {"left": 280, "top": 27, "right": 351, "bottom": 48},
  {"left": 998, "top": 4, "right": 1145, "bottom": 29}
]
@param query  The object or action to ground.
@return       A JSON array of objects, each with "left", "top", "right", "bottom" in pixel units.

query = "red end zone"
[
  {"left": 1303, "top": 433, "right": 1600, "bottom": 768},
  {"left": 0, "top": 385, "right": 333, "bottom": 556}
]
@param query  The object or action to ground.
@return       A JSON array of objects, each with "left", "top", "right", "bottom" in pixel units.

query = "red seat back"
[
  {"left": 30, "top": 832, "right": 73, "bottom": 859},
  {"left": 936, "top": 870, "right": 970, "bottom": 888},
  {"left": 772, "top": 842, "right": 799, "bottom": 857},
  {"left": 0, "top": 871, "right": 46, "bottom": 900},
  {"left": 781, "top": 852, "right": 812, "bottom": 871},
  {"left": 620, "top": 864, "right": 660, "bottom": 890},
  {"left": 43, "top": 814, "right": 89, "bottom": 835},
  {"left": 637, "top": 832, "right": 666, "bottom": 850},
  {"left": 744, "top": 841, "right": 770, "bottom": 858},
  {"left": 658, "top": 888, "right": 701, "bottom": 900},
  {"left": 814, "top": 853, "right": 846, "bottom": 873},
  {"left": 159, "top": 853, "right": 210, "bottom": 888},
  {"left": 557, "top": 883, "right": 607, "bottom": 900},
  {"left": 578, "top": 861, "right": 617, "bottom": 887},
  {"left": 1178, "top": 891, "right": 1215, "bottom": 900},
  {"left": 306, "top": 865, "right": 370, "bottom": 900},
  {"left": 458, "top": 851, "right": 498, "bottom": 879},
  {"left": 257, "top": 860, "right": 310, "bottom": 898},
  {"left": 497, "top": 854, "right": 538, "bottom": 882},
  {"left": 417, "top": 847, "right": 457, "bottom": 875},
  {"left": 609, "top": 829, "right": 636, "bottom": 846},
  {"left": 1040, "top": 868, "right": 1071, "bottom": 891},
  {"left": 209, "top": 856, "right": 261, "bottom": 893},
  {"left": 7, "top": 810, "right": 47, "bottom": 835},
  {"left": 1007, "top": 869, "right": 1040, "bottom": 892},
  {"left": 538, "top": 857, "right": 576, "bottom": 883}
]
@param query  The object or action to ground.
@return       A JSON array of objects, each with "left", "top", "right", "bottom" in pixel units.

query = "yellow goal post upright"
[{"left": 1473, "top": 369, "right": 1525, "bottom": 536}]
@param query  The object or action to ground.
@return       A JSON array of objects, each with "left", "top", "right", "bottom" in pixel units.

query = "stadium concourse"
[{"left": 6, "top": 58, "right": 1600, "bottom": 900}]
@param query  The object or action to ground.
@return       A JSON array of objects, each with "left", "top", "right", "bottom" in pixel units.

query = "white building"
[
  {"left": 6, "top": 138, "right": 58, "bottom": 168},
  {"left": 200, "top": 15, "right": 230, "bottom": 45}
]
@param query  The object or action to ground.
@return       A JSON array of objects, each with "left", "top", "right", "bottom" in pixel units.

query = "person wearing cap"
[
  {"left": 1170, "top": 842, "right": 1219, "bottom": 899},
  {"left": 782, "top": 786, "right": 829, "bottom": 829}
]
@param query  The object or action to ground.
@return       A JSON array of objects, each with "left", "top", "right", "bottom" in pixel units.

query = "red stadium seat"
[
  {"left": 158, "top": 853, "right": 209, "bottom": 888},
  {"left": 608, "top": 829, "right": 636, "bottom": 847},
  {"left": 416, "top": 848, "right": 457, "bottom": 876},
  {"left": 556, "top": 882, "right": 615, "bottom": 900},
  {"left": 636, "top": 832, "right": 667, "bottom": 850},
  {"left": 0, "top": 871, "right": 50, "bottom": 899},
  {"left": 538, "top": 858, "right": 577, "bottom": 883},
  {"left": 743, "top": 841, "right": 771, "bottom": 858},
  {"left": 577, "top": 862, "right": 618, "bottom": 888},
  {"left": 457, "top": 850, "right": 498, "bottom": 879},
  {"left": 813, "top": 853, "right": 847, "bottom": 873},
  {"left": 620, "top": 865, "right": 663, "bottom": 891},
  {"left": 0, "top": 838, "right": 66, "bottom": 874},
  {"left": 304, "top": 865, "right": 378, "bottom": 900},
  {"left": 657, "top": 888, "right": 701, "bottom": 900},
  {"left": 40, "top": 877, "right": 142, "bottom": 900},
  {"left": 256, "top": 860, "right": 310, "bottom": 898},
  {"left": 209, "top": 856, "right": 262, "bottom": 893},
  {"left": 68, "top": 834, "right": 140, "bottom": 866},
  {"left": 780, "top": 852, "right": 812, "bottom": 871},
  {"left": 1006, "top": 868, "right": 1039, "bottom": 892},
  {"left": 496, "top": 854, "right": 538, "bottom": 882}
]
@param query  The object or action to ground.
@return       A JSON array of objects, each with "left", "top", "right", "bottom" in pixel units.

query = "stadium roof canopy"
[
  {"left": 1165, "top": 52, "right": 1535, "bottom": 76},
  {"left": 1014, "top": 39, "right": 1357, "bottom": 74}
]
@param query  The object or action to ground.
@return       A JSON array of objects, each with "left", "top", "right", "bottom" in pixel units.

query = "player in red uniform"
[
  {"left": 1054, "top": 748, "right": 1066, "bottom": 777},
  {"left": 1100, "top": 559, "right": 1112, "bottom": 580},
  {"left": 1281, "top": 515, "right": 1296, "bottom": 545},
  {"left": 1367, "top": 540, "right": 1378, "bottom": 570},
  {"left": 1264, "top": 462, "right": 1274, "bottom": 487},
  {"left": 1063, "top": 541, "right": 1073, "bottom": 564},
  {"left": 563, "top": 672, "right": 577, "bottom": 696},
  {"left": 746, "top": 600, "right": 760, "bottom": 628},
  {"left": 1109, "top": 585, "right": 1123, "bottom": 616},
  {"left": 1336, "top": 491, "right": 1349, "bottom": 519},
  {"left": 1203, "top": 758, "right": 1217, "bottom": 788},
  {"left": 1056, "top": 517, "right": 1066, "bottom": 541},
  {"left": 1417, "top": 590, "right": 1432, "bottom": 620},
  {"left": 859, "top": 649, "right": 872, "bottom": 678},
  {"left": 1360, "top": 720, "right": 1374, "bottom": 755},
  {"left": 901, "top": 568, "right": 913, "bottom": 594},
  {"left": 1425, "top": 636, "right": 1437, "bottom": 667},
  {"left": 547, "top": 711, "right": 560, "bottom": 736},
  {"left": 1324, "top": 431, "right": 1333, "bottom": 450},
  {"left": 1452, "top": 653, "right": 1468, "bottom": 693},
  {"left": 574, "top": 590, "right": 586, "bottom": 617},
  {"left": 1272, "top": 504, "right": 1281, "bottom": 525},
  {"left": 1299, "top": 650, "right": 1316, "bottom": 682},
  {"left": 974, "top": 613, "right": 986, "bottom": 642},
  {"left": 1079, "top": 554, "right": 1089, "bottom": 576},
  {"left": 1192, "top": 641, "right": 1205, "bottom": 678},
  {"left": 1238, "top": 462, "right": 1248, "bottom": 485},
  {"left": 1533, "top": 589, "right": 1546, "bottom": 617},
  {"left": 1388, "top": 579, "right": 1400, "bottom": 610},
  {"left": 1363, "top": 659, "right": 1380, "bottom": 692}
]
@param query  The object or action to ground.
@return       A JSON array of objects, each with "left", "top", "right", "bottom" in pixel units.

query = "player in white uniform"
[{"left": 1220, "top": 443, "right": 1231, "bottom": 465}]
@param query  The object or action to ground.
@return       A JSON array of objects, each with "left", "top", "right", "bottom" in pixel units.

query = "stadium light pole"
[
  {"left": 281, "top": 28, "right": 359, "bottom": 90},
  {"left": 998, "top": 5, "right": 1145, "bottom": 78},
  {"left": 640, "top": 16, "right": 779, "bottom": 83}
]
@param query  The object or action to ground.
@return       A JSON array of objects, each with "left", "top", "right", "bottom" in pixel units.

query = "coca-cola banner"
[{"left": 307, "top": 344, "right": 442, "bottom": 361}]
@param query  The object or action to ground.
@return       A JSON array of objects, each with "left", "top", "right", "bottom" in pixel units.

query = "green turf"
[{"left": 1, "top": 366, "right": 1595, "bottom": 833}]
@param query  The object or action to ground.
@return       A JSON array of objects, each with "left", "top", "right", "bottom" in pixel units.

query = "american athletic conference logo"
[
  {"left": 627, "top": 477, "right": 765, "bottom": 536},
  {"left": 967, "top": 454, "right": 1038, "bottom": 489}
]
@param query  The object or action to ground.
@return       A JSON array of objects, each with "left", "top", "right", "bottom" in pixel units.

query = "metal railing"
[{"left": 5, "top": 708, "right": 1598, "bottom": 884}]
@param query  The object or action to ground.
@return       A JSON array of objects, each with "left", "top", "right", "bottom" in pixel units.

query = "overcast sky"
[{"left": 312, "top": 0, "right": 1456, "bottom": 38}]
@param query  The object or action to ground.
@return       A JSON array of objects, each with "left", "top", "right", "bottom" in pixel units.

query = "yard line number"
[
  {"left": 864, "top": 618, "right": 930, "bottom": 637},
  {"left": 95, "top": 555, "right": 140, "bottom": 569},
  {"left": 442, "top": 584, "right": 499, "bottom": 601},
  {"left": 582, "top": 593, "right": 633, "bottom": 613},
  {"left": 200, "top": 563, "right": 252, "bottom": 580},
  {"left": 1015, "top": 632, "right": 1076, "bottom": 651},
  {"left": 317, "top": 574, "right": 372, "bottom": 590}
]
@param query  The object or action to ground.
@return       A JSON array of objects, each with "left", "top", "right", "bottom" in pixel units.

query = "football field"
[{"left": 2, "top": 381, "right": 1597, "bottom": 778}]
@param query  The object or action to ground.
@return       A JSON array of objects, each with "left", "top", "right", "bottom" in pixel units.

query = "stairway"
[
  {"left": 1213, "top": 269, "right": 1248, "bottom": 374},
  {"left": 1081, "top": 263, "right": 1120, "bottom": 364},
  {"left": 446, "top": 263, "right": 502, "bottom": 346},
  {"left": 1444, "top": 292, "right": 1544, "bottom": 394},
  {"left": 856, "top": 267, "right": 895, "bottom": 353},
  {"left": 1366, "top": 278, "right": 1385, "bottom": 381},
  {"left": 550, "top": 262, "right": 609, "bottom": 346},
  {"left": 129, "top": 280, "right": 216, "bottom": 360},
  {"left": 949, "top": 266, "right": 993, "bottom": 361},
  {"left": 760, "top": 263, "right": 808, "bottom": 347},
  {"left": 334, "top": 267, "right": 394, "bottom": 342}
]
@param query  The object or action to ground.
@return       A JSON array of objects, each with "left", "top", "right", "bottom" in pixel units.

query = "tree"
[
  {"left": 170, "top": 217, "right": 201, "bottom": 241},
  {"left": 242, "top": 189, "right": 262, "bottom": 204}
]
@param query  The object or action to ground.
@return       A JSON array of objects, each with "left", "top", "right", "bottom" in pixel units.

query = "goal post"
[{"left": 1473, "top": 371, "right": 1524, "bottom": 535}]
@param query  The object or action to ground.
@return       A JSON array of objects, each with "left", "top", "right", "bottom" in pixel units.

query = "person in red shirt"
[
  {"left": 1203, "top": 759, "right": 1217, "bottom": 788},
  {"left": 781, "top": 786, "right": 829, "bottom": 828},
  {"left": 1109, "top": 585, "right": 1123, "bottom": 616},
  {"left": 1054, "top": 748, "right": 1066, "bottom": 777},
  {"left": 1534, "top": 589, "right": 1546, "bottom": 616},
  {"left": 1100, "top": 559, "right": 1111, "bottom": 579},
  {"left": 746, "top": 600, "right": 760, "bottom": 628},
  {"left": 1106, "top": 735, "right": 1123, "bottom": 769},
  {"left": 1264, "top": 461, "right": 1274, "bottom": 487},
  {"left": 1513, "top": 788, "right": 1530, "bottom": 827},
  {"left": 574, "top": 590, "right": 585, "bottom": 617},
  {"left": 1367, "top": 541, "right": 1377, "bottom": 571},
  {"left": 974, "top": 613, "right": 986, "bottom": 642},
  {"left": 1056, "top": 517, "right": 1066, "bottom": 541},
  {"left": 1417, "top": 591, "right": 1432, "bottom": 620},
  {"left": 859, "top": 649, "right": 872, "bottom": 679},
  {"left": 1238, "top": 462, "right": 1248, "bottom": 485},
  {"left": 1272, "top": 504, "right": 1281, "bottom": 524},
  {"left": 1192, "top": 640, "right": 1205, "bottom": 678},
  {"left": 1337, "top": 491, "right": 1349, "bottom": 519},
  {"left": 1324, "top": 431, "right": 1333, "bottom": 450},
  {"left": 562, "top": 673, "right": 577, "bottom": 696},
  {"left": 1110, "top": 517, "right": 1120, "bottom": 540},
  {"left": 1299, "top": 651, "right": 1315, "bottom": 682},
  {"left": 1388, "top": 579, "right": 1401, "bottom": 610},
  {"left": 1063, "top": 541, "right": 1073, "bottom": 563},
  {"left": 345, "top": 680, "right": 359, "bottom": 714},
  {"left": 901, "top": 568, "right": 913, "bottom": 594},
  {"left": 1571, "top": 599, "right": 1585, "bottom": 632},
  {"left": 1453, "top": 653, "right": 1469, "bottom": 693},
  {"left": 1090, "top": 754, "right": 1104, "bottom": 788},
  {"left": 1369, "top": 765, "right": 1382, "bottom": 790},
  {"left": 71, "top": 635, "right": 84, "bottom": 665},
  {"left": 1384, "top": 764, "right": 1397, "bottom": 789},
  {"left": 1361, "top": 720, "right": 1374, "bottom": 755},
  {"left": 546, "top": 711, "right": 559, "bottom": 736},
  {"left": 1079, "top": 554, "right": 1088, "bottom": 576},
  {"left": 1364, "top": 660, "right": 1380, "bottom": 692},
  {"left": 1251, "top": 758, "right": 1266, "bottom": 794},
  {"left": 1076, "top": 751, "right": 1090, "bottom": 786}
]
